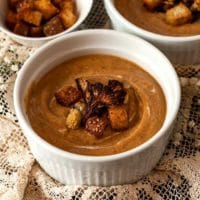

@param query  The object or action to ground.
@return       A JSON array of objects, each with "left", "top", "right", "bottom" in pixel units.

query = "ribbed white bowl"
[
  {"left": 104, "top": 0, "right": 200, "bottom": 65},
  {"left": 14, "top": 30, "right": 180, "bottom": 186}
]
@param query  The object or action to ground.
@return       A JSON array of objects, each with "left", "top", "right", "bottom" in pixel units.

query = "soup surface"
[
  {"left": 26, "top": 55, "right": 166, "bottom": 156},
  {"left": 115, "top": 0, "right": 200, "bottom": 36}
]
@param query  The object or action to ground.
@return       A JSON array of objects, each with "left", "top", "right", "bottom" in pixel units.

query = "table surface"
[{"left": 0, "top": 1, "right": 200, "bottom": 199}]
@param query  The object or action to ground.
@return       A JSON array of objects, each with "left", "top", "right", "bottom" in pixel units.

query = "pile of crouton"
[
  {"left": 55, "top": 79, "right": 130, "bottom": 138},
  {"left": 143, "top": 0, "right": 200, "bottom": 25},
  {"left": 6, "top": 0, "right": 77, "bottom": 37}
]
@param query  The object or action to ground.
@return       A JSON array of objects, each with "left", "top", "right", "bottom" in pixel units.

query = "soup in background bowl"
[{"left": 104, "top": 0, "right": 200, "bottom": 65}]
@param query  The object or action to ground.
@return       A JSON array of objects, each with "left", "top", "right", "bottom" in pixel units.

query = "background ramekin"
[
  {"left": 0, "top": 0, "right": 93, "bottom": 46},
  {"left": 14, "top": 30, "right": 180, "bottom": 186},
  {"left": 104, "top": 0, "right": 200, "bottom": 65}
]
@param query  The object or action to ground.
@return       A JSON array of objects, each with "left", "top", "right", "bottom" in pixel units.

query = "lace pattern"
[{"left": 0, "top": 0, "right": 200, "bottom": 199}]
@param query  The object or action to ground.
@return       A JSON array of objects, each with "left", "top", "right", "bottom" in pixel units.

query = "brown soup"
[
  {"left": 26, "top": 55, "right": 166, "bottom": 156},
  {"left": 115, "top": 0, "right": 200, "bottom": 36}
]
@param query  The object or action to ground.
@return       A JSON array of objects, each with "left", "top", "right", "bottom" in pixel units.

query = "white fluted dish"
[{"left": 14, "top": 30, "right": 180, "bottom": 186}]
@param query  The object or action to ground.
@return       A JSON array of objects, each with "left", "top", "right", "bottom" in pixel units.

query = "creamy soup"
[
  {"left": 26, "top": 55, "right": 166, "bottom": 156},
  {"left": 115, "top": 0, "right": 200, "bottom": 36}
]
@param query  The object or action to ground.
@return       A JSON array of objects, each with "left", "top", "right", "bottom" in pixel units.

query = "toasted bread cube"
[
  {"left": 30, "top": 26, "right": 43, "bottom": 37},
  {"left": 52, "top": 0, "right": 75, "bottom": 11},
  {"left": 108, "top": 105, "right": 129, "bottom": 130},
  {"left": 166, "top": 3, "right": 192, "bottom": 26},
  {"left": 14, "top": 21, "right": 29, "bottom": 36},
  {"left": 66, "top": 108, "right": 82, "bottom": 129},
  {"left": 55, "top": 85, "right": 82, "bottom": 106},
  {"left": 86, "top": 116, "right": 107, "bottom": 138},
  {"left": 143, "top": 0, "right": 162, "bottom": 11},
  {"left": 43, "top": 16, "right": 65, "bottom": 36},
  {"left": 59, "top": 10, "right": 77, "bottom": 28},
  {"left": 191, "top": 0, "right": 200, "bottom": 11},
  {"left": 61, "top": 0, "right": 76, "bottom": 12},
  {"left": 16, "top": 0, "right": 34, "bottom": 12},
  {"left": 43, "top": 15, "right": 64, "bottom": 36},
  {"left": 34, "top": 0, "right": 58, "bottom": 19},
  {"left": 19, "top": 10, "right": 42, "bottom": 26},
  {"left": 98, "top": 86, "right": 115, "bottom": 106},
  {"left": 6, "top": 10, "right": 17, "bottom": 29}
]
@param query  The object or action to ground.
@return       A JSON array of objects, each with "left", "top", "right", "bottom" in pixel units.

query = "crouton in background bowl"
[
  {"left": 104, "top": 0, "right": 200, "bottom": 65},
  {"left": 14, "top": 30, "right": 180, "bottom": 186},
  {"left": 0, "top": 0, "right": 93, "bottom": 46}
]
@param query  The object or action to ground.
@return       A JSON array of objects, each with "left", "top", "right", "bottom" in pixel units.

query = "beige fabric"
[{"left": 0, "top": 1, "right": 200, "bottom": 199}]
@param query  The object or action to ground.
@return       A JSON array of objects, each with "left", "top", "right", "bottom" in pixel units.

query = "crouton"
[
  {"left": 61, "top": 0, "right": 76, "bottom": 12},
  {"left": 43, "top": 15, "right": 64, "bottom": 36},
  {"left": 143, "top": 0, "right": 163, "bottom": 11},
  {"left": 85, "top": 115, "right": 107, "bottom": 138},
  {"left": 60, "top": 0, "right": 77, "bottom": 28},
  {"left": 19, "top": 10, "right": 42, "bottom": 26},
  {"left": 16, "top": 0, "right": 34, "bottom": 12},
  {"left": 13, "top": 21, "right": 29, "bottom": 36},
  {"left": 98, "top": 85, "right": 118, "bottom": 106},
  {"left": 98, "top": 85, "right": 126, "bottom": 106},
  {"left": 59, "top": 9, "right": 77, "bottom": 28},
  {"left": 108, "top": 80, "right": 127, "bottom": 104},
  {"left": 34, "top": 0, "right": 58, "bottom": 19},
  {"left": 66, "top": 108, "right": 82, "bottom": 129},
  {"left": 55, "top": 86, "right": 82, "bottom": 106},
  {"left": 30, "top": 26, "right": 43, "bottom": 37},
  {"left": 108, "top": 105, "right": 129, "bottom": 130},
  {"left": 191, "top": 0, "right": 200, "bottom": 11},
  {"left": 166, "top": 3, "right": 192, "bottom": 26}
]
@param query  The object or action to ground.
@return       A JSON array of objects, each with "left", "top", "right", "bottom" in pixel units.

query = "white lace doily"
[{"left": 0, "top": 1, "right": 200, "bottom": 199}]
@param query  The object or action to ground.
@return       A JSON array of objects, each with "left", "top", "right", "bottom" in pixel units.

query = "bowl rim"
[
  {"left": 14, "top": 29, "right": 181, "bottom": 163},
  {"left": 104, "top": 0, "right": 200, "bottom": 42},
  {"left": 0, "top": 0, "right": 93, "bottom": 42}
]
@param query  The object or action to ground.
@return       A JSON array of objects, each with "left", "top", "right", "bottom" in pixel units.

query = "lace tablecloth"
[{"left": 0, "top": 1, "right": 199, "bottom": 199}]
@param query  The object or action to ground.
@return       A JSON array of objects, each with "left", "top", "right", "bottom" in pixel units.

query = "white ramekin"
[
  {"left": 0, "top": 0, "right": 93, "bottom": 46},
  {"left": 104, "top": 0, "right": 200, "bottom": 65},
  {"left": 14, "top": 30, "right": 180, "bottom": 186}
]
